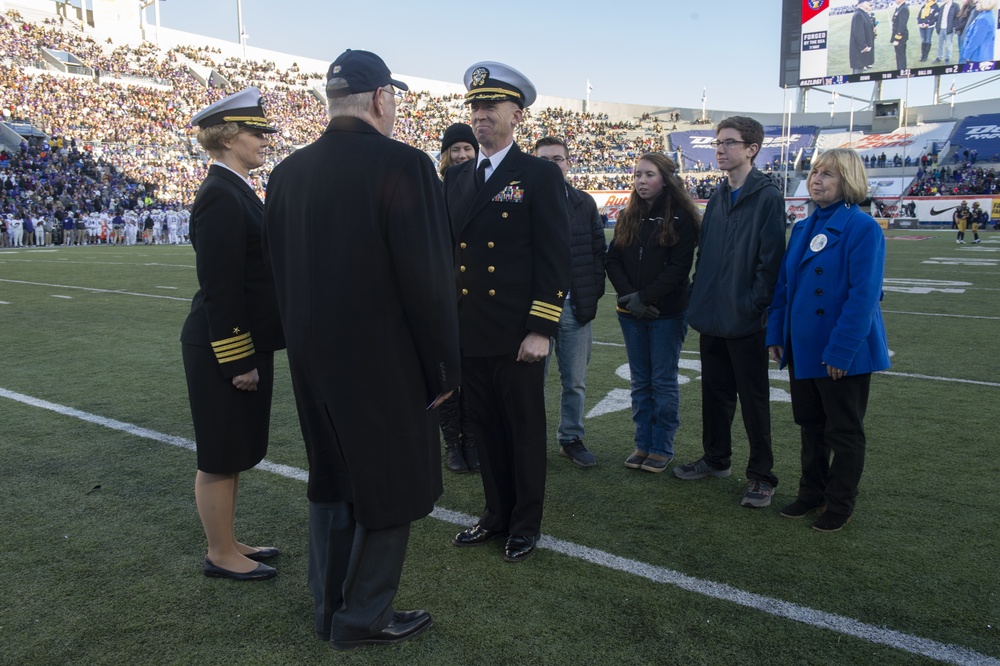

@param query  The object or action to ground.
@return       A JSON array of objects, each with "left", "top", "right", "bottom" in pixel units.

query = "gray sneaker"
[
  {"left": 672, "top": 458, "right": 731, "bottom": 480},
  {"left": 741, "top": 480, "right": 775, "bottom": 508},
  {"left": 559, "top": 440, "right": 596, "bottom": 467}
]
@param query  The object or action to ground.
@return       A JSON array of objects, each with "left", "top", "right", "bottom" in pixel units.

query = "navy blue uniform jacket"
[
  {"left": 181, "top": 164, "right": 285, "bottom": 377},
  {"left": 444, "top": 143, "right": 571, "bottom": 356}
]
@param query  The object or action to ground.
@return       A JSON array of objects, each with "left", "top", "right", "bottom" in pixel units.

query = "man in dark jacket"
[
  {"left": 535, "top": 136, "right": 607, "bottom": 467},
  {"left": 934, "top": 0, "right": 959, "bottom": 62},
  {"left": 675, "top": 116, "right": 786, "bottom": 510},
  {"left": 263, "top": 49, "right": 460, "bottom": 651},
  {"left": 850, "top": 1, "right": 876, "bottom": 74}
]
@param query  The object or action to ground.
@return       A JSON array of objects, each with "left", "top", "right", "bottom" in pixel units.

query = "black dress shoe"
[
  {"left": 330, "top": 610, "right": 433, "bottom": 650},
  {"left": 202, "top": 557, "right": 277, "bottom": 581},
  {"left": 244, "top": 547, "right": 280, "bottom": 561},
  {"left": 453, "top": 524, "right": 506, "bottom": 547},
  {"left": 502, "top": 535, "right": 538, "bottom": 563}
]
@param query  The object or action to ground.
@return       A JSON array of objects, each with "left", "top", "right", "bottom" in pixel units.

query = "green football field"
[{"left": 1, "top": 228, "right": 998, "bottom": 665}]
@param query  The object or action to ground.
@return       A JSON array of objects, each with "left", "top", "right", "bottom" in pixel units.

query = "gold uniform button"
[
  {"left": 459, "top": 265, "right": 466, "bottom": 272},
  {"left": 489, "top": 289, "right": 496, "bottom": 296},
  {"left": 462, "top": 288, "right": 468, "bottom": 296},
  {"left": 488, "top": 266, "right": 495, "bottom": 273},
  {"left": 501, "top": 212, "right": 508, "bottom": 219},
  {"left": 460, "top": 242, "right": 467, "bottom": 249},
  {"left": 487, "top": 242, "right": 494, "bottom": 248}
]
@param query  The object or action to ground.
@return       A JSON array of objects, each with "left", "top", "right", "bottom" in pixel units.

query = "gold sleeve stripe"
[
  {"left": 212, "top": 337, "right": 255, "bottom": 354},
  {"left": 211, "top": 332, "right": 251, "bottom": 348},
  {"left": 215, "top": 342, "right": 255, "bottom": 363},
  {"left": 530, "top": 301, "right": 563, "bottom": 323},
  {"left": 531, "top": 301, "right": 563, "bottom": 317},
  {"left": 530, "top": 309, "right": 561, "bottom": 323}
]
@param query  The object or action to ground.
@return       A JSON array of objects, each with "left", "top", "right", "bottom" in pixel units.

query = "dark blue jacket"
[
  {"left": 564, "top": 184, "right": 606, "bottom": 324},
  {"left": 688, "top": 167, "right": 786, "bottom": 338}
]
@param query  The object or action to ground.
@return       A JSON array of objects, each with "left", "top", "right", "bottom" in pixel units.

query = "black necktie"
[{"left": 476, "top": 158, "right": 491, "bottom": 190}]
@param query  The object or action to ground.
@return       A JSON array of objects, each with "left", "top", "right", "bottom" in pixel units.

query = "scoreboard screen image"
[{"left": 780, "top": 0, "right": 999, "bottom": 88}]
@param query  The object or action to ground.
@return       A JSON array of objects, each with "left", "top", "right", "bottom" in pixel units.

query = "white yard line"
[
  {"left": 882, "top": 309, "right": 1000, "bottom": 320},
  {"left": 0, "top": 278, "right": 189, "bottom": 302},
  {"left": 0, "top": 387, "right": 995, "bottom": 666}
]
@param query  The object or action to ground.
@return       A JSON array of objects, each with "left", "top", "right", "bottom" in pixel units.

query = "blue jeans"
[
  {"left": 618, "top": 311, "right": 687, "bottom": 457},
  {"left": 937, "top": 30, "right": 954, "bottom": 60},
  {"left": 545, "top": 295, "right": 593, "bottom": 445}
]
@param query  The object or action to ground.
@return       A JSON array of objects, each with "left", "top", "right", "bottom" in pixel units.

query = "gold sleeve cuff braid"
[
  {"left": 529, "top": 300, "right": 562, "bottom": 323},
  {"left": 211, "top": 331, "right": 255, "bottom": 364}
]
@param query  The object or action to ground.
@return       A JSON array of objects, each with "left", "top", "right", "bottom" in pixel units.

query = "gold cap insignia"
[{"left": 471, "top": 67, "right": 489, "bottom": 87}]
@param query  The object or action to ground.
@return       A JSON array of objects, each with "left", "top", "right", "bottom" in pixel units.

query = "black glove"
[
  {"left": 618, "top": 292, "right": 647, "bottom": 318},
  {"left": 641, "top": 305, "right": 661, "bottom": 320}
]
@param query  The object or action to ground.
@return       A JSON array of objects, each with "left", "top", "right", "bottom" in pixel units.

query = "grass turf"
[{"left": 0, "top": 230, "right": 998, "bottom": 664}]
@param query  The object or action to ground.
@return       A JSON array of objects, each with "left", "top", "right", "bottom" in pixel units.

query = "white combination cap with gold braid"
[
  {"left": 191, "top": 86, "right": 278, "bottom": 133},
  {"left": 463, "top": 61, "right": 536, "bottom": 109}
]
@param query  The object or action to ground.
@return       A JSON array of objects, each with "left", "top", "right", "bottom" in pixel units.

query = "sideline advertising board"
[
  {"left": 785, "top": 195, "right": 998, "bottom": 226},
  {"left": 587, "top": 192, "right": 708, "bottom": 224}
]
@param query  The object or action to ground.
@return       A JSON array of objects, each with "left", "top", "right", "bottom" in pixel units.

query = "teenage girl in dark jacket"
[{"left": 606, "top": 152, "right": 700, "bottom": 473}]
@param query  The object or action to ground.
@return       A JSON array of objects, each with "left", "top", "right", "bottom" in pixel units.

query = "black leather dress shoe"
[
  {"left": 330, "top": 610, "right": 433, "bottom": 650},
  {"left": 502, "top": 535, "right": 538, "bottom": 563},
  {"left": 244, "top": 547, "right": 280, "bottom": 561},
  {"left": 452, "top": 524, "right": 506, "bottom": 547},
  {"left": 202, "top": 557, "right": 277, "bottom": 581}
]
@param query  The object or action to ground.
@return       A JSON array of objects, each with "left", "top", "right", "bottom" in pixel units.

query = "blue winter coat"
[
  {"left": 961, "top": 9, "right": 996, "bottom": 62},
  {"left": 766, "top": 202, "right": 890, "bottom": 380}
]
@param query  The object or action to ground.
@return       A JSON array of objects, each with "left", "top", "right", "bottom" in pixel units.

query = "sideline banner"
[
  {"left": 588, "top": 191, "right": 630, "bottom": 223},
  {"left": 787, "top": 196, "right": 998, "bottom": 224},
  {"left": 587, "top": 191, "right": 708, "bottom": 224},
  {"left": 885, "top": 196, "right": 996, "bottom": 223}
]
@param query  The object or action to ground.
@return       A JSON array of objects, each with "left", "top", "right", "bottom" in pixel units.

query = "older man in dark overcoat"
[
  {"left": 263, "top": 49, "right": 459, "bottom": 651},
  {"left": 849, "top": 1, "right": 876, "bottom": 74},
  {"left": 445, "top": 62, "right": 570, "bottom": 563}
]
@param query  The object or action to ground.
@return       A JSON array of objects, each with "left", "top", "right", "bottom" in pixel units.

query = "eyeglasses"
[
  {"left": 379, "top": 87, "right": 405, "bottom": 102},
  {"left": 710, "top": 139, "right": 748, "bottom": 149},
  {"left": 539, "top": 156, "right": 567, "bottom": 163}
]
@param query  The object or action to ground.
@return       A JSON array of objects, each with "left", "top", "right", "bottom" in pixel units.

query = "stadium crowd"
[
  {"left": 5, "top": 8, "right": 996, "bottom": 222},
  {"left": 0, "top": 10, "right": 676, "bottom": 210},
  {"left": 907, "top": 163, "right": 999, "bottom": 195}
]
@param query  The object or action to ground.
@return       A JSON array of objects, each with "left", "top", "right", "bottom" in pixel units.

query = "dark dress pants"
[
  {"left": 895, "top": 41, "right": 907, "bottom": 70},
  {"left": 308, "top": 501, "right": 411, "bottom": 642},
  {"left": 461, "top": 354, "right": 547, "bottom": 537},
  {"left": 789, "top": 363, "right": 872, "bottom": 516},
  {"left": 699, "top": 330, "right": 778, "bottom": 485}
]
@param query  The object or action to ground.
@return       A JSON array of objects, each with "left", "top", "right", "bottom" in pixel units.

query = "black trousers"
[
  {"left": 789, "top": 363, "right": 872, "bottom": 516},
  {"left": 699, "top": 330, "right": 777, "bottom": 485},
  {"left": 461, "top": 354, "right": 547, "bottom": 537},
  {"left": 895, "top": 41, "right": 907, "bottom": 70},
  {"left": 308, "top": 501, "right": 411, "bottom": 642}
]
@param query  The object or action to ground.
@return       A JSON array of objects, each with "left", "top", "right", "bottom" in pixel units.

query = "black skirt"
[{"left": 182, "top": 344, "right": 275, "bottom": 474}]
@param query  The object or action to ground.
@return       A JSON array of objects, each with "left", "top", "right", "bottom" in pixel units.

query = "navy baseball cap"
[{"left": 326, "top": 49, "right": 408, "bottom": 98}]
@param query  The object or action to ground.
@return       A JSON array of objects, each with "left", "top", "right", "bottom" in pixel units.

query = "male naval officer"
[{"left": 444, "top": 62, "right": 571, "bottom": 563}]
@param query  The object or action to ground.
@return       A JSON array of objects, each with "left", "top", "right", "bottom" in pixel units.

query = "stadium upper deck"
[{"left": 1, "top": 0, "right": 998, "bottom": 214}]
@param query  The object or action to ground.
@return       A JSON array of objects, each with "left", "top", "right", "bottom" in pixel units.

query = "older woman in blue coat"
[{"left": 766, "top": 148, "right": 890, "bottom": 533}]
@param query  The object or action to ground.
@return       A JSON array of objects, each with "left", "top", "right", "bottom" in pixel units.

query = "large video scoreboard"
[{"left": 779, "top": 0, "right": 999, "bottom": 88}]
